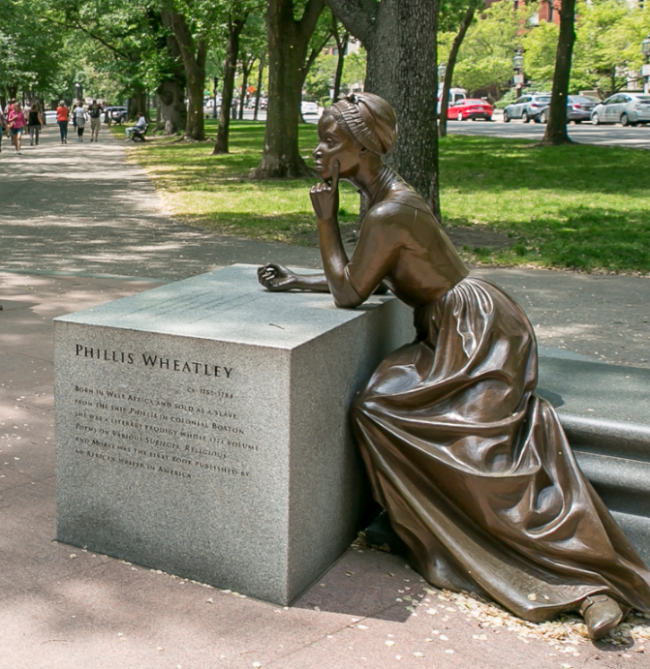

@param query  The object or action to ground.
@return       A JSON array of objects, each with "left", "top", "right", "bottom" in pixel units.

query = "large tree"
[
  {"left": 251, "top": 0, "right": 325, "bottom": 179},
  {"left": 213, "top": 11, "right": 248, "bottom": 153},
  {"left": 325, "top": 0, "right": 441, "bottom": 218},
  {"left": 539, "top": 0, "right": 577, "bottom": 145}
]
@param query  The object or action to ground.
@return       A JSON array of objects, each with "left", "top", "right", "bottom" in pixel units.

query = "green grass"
[{"left": 124, "top": 119, "right": 650, "bottom": 273}]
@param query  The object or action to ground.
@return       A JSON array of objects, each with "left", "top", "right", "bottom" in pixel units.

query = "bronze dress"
[{"left": 348, "top": 168, "right": 650, "bottom": 621}]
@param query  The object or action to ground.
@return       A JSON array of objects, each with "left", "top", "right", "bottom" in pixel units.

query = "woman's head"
[
  {"left": 59, "top": 100, "right": 66, "bottom": 107},
  {"left": 313, "top": 93, "right": 397, "bottom": 181},
  {"left": 31, "top": 103, "right": 38, "bottom": 112},
  {"left": 328, "top": 93, "right": 397, "bottom": 156},
  {"left": 14, "top": 103, "right": 22, "bottom": 112}
]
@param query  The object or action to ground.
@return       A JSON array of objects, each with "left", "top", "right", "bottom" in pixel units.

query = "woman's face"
[{"left": 313, "top": 110, "right": 362, "bottom": 181}]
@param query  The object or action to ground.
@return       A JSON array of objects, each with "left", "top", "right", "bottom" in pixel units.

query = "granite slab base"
[{"left": 54, "top": 264, "right": 414, "bottom": 605}]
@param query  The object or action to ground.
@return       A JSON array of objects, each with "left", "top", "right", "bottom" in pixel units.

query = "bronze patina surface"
[{"left": 258, "top": 93, "right": 650, "bottom": 639}]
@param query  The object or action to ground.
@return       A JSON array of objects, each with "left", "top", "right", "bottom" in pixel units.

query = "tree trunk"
[
  {"left": 128, "top": 89, "right": 148, "bottom": 120},
  {"left": 239, "top": 56, "right": 255, "bottom": 120},
  {"left": 156, "top": 78, "right": 187, "bottom": 134},
  {"left": 158, "top": 10, "right": 188, "bottom": 134},
  {"left": 254, "top": 52, "right": 266, "bottom": 121},
  {"left": 540, "top": 0, "right": 576, "bottom": 146},
  {"left": 168, "top": 9, "right": 207, "bottom": 140},
  {"left": 439, "top": 5, "right": 475, "bottom": 138},
  {"left": 332, "top": 18, "right": 349, "bottom": 99},
  {"left": 213, "top": 16, "right": 247, "bottom": 154},
  {"left": 252, "top": 0, "right": 325, "bottom": 179},
  {"left": 326, "top": 0, "right": 441, "bottom": 220}
]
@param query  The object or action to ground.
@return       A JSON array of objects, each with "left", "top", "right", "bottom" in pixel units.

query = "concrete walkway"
[{"left": 1, "top": 124, "right": 649, "bottom": 668}]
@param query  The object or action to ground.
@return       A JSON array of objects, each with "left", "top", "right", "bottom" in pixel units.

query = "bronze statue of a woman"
[{"left": 258, "top": 92, "right": 650, "bottom": 639}]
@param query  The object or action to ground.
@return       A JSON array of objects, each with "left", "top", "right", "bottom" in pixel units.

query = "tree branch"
[{"left": 324, "top": 0, "right": 377, "bottom": 45}]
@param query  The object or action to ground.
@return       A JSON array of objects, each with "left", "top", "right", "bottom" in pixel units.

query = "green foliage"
[
  {"left": 572, "top": 0, "right": 650, "bottom": 97},
  {"left": 522, "top": 19, "right": 558, "bottom": 86},
  {"left": 0, "top": 0, "right": 66, "bottom": 98},
  {"left": 446, "top": 1, "right": 531, "bottom": 94}
]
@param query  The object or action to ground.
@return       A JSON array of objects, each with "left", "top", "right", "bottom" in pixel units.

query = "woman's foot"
[{"left": 580, "top": 594, "right": 625, "bottom": 640}]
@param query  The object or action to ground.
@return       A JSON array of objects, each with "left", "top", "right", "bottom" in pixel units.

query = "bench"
[{"left": 130, "top": 123, "right": 150, "bottom": 142}]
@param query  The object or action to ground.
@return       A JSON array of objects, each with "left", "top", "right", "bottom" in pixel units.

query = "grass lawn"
[{"left": 123, "top": 120, "right": 650, "bottom": 274}]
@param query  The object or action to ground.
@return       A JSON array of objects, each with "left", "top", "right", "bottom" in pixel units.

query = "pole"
[{"left": 213, "top": 77, "right": 219, "bottom": 119}]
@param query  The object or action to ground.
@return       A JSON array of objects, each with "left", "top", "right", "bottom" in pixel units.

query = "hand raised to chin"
[{"left": 310, "top": 160, "right": 340, "bottom": 222}]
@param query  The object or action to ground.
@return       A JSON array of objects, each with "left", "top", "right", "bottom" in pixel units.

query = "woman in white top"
[{"left": 73, "top": 104, "right": 88, "bottom": 142}]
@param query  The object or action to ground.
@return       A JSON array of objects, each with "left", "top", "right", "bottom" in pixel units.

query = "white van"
[{"left": 437, "top": 87, "right": 467, "bottom": 113}]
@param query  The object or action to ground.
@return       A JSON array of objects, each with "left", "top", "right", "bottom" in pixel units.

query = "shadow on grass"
[
  {"left": 460, "top": 206, "right": 650, "bottom": 272},
  {"left": 440, "top": 135, "right": 650, "bottom": 197}
]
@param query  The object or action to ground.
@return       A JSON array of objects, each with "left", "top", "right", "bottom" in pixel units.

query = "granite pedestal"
[{"left": 54, "top": 264, "right": 414, "bottom": 605}]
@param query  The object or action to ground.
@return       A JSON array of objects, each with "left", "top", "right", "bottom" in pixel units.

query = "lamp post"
[
  {"left": 642, "top": 34, "right": 650, "bottom": 95},
  {"left": 75, "top": 82, "right": 82, "bottom": 103},
  {"left": 513, "top": 49, "right": 524, "bottom": 100},
  {"left": 438, "top": 62, "right": 447, "bottom": 83},
  {"left": 213, "top": 76, "right": 219, "bottom": 119}
]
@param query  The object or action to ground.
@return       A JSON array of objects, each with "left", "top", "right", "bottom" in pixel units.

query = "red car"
[{"left": 447, "top": 98, "right": 493, "bottom": 122}]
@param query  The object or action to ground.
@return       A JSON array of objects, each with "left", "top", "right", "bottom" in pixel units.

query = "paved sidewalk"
[{"left": 1, "top": 124, "right": 649, "bottom": 668}]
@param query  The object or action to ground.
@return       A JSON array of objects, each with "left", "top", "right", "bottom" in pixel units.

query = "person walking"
[
  {"left": 88, "top": 99, "right": 103, "bottom": 142},
  {"left": 28, "top": 103, "right": 44, "bottom": 146},
  {"left": 56, "top": 101, "right": 69, "bottom": 144},
  {"left": 73, "top": 103, "right": 88, "bottom": 142},
  {"left": 7, "top": 103, "right": 27, "bottom": 155}
]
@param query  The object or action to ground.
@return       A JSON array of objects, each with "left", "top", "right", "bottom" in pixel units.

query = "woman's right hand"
[{"left": 257, "top": 263, "right": 298, "bottom": 291}]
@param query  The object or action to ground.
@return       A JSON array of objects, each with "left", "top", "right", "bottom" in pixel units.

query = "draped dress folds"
[{"left": 348, "top": 178, "right": 650, "bottom": 622}]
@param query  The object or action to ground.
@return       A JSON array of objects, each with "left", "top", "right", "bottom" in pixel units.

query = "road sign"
[
  {"left": 513, "top": 74, "right": 524, "bottom": 85},
  {"left": 642, "top": 64, "right": 650, "bottom": 77}
]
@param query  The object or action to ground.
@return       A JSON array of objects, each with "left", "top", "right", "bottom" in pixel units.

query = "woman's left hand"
[{"left": 310, "top": 161, "right": 339, "bottom": 223}]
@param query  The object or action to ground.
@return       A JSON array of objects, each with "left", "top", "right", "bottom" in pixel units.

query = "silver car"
[
  {"left": 591, "top": 93, "right": 650, "bottom": 126},
  {"left": 503, "top": 94, "right": 551, "bottom": 123}
]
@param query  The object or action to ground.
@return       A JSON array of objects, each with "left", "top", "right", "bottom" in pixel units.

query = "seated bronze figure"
[{"left": 258, "top": 92, "right": 650, "bottom": 639}]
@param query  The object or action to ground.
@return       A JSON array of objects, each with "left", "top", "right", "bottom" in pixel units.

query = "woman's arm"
[
  {"left": 310, "top": 162, "right": 403, "bottom": 308},
  {"left": 257, "top": 264, "right": 330, "bottom": 292}
]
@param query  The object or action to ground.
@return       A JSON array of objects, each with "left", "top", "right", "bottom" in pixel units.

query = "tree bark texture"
[
  {"left": 239, "top": 55, "right": 255, "bottom": 120},
  {"left": 254, "top": 52, "right": 266, "bottom": 121},
  {"left": 332, "top": 17, "right": 349, "bottom": 100},
  {"left": 128, "top": 89, "right": 148, "bottom": 120},
  {"left": 326, "top": 0, "right": 441, "bottom": 220},
  {"left": 540, "top": 0, "right": 576, "bottom": 145},
  {"left": 158, "top": 11, "right": 187, "bottom": 134},
  {"left": 169, "top": 9, "right": 207, "bottom": 140},
  {"left": 213, "top": 16, "right": 247, "bottom": 154},
  {"left": 252, "top": 0, "right": 325, "bottom": 179},
  {"left": 439, "top": 5, "right": 476, "bottom": 138}
]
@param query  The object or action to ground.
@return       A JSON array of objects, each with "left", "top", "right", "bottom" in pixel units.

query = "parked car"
[
  {"left": 591, "top": 93, "right": 650, "bottom": 126},
  {"left": 103, "top": 106, "right": 128, "bottom": 124},
  {"left": 437, "top": 87, "right": 467, "bottom": 113},
  {"left": 503, "top": 94, "right": 551, "bottom": 123},
  {"left": 536, "top": 95, "right": 599, "bottom": 124},
  {"left": 44, "top": 110, "right": 58, "bottom": 124},
  {"left": 447, "top": 98, "right": 493, "bottom": 122},
  {"left": 301, "top": 100, "right": 319, "bottom": 116}
]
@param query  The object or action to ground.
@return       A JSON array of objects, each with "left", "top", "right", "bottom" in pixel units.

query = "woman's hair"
[
  {"left": 31, "top": 103, "right": 38, "bottom": 112},
  {"left": 59, "top": 100, "right": 65, "bottom": 106},
  {"left": 328, "top": 92, "right": 397, "bottom": 155},
  {"left": 14, "top": 103, "right": 21, "bottom": 111}
]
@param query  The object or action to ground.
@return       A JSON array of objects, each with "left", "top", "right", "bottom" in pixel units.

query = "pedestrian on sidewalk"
[
  {"left": 88, "top": 99, "right": 103, "bottom": 142},
  {"left": 73, "top": 103, "right": 88, "bottom": 142},
  {"left": 28, "top": 103, "right": 44, "bottom": 146},
  {"left": 56, "top": 101, "right": 69, "bottom": 144},
  {"left": 7, "top": 103, "right": 26, "bottom": 155}
]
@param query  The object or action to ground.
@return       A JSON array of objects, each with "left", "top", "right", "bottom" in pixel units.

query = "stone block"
[{"left": 54, "top": 264, "right": 414, "bottom": 605}]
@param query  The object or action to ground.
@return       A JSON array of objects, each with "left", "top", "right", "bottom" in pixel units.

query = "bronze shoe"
[{"left": 580, "top": 594, "right": 625, "bottom": 640}]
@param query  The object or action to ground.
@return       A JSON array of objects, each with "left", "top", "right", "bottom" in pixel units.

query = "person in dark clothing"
[{"left": 28, "top": 103, "right": 43, "bottom": 146}]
